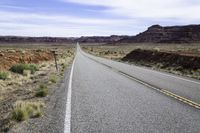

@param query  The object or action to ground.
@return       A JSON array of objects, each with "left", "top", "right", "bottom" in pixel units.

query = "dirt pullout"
[{"left": 0, "top": 49, "right": 54, "bottom": 71}]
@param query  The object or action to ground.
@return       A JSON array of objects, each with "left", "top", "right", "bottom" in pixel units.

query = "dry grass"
[
  {"left": 0, "top": 47, "right": 75, "bottom": 132},
  {"left": 12, "top": 101, "right": 44, "bottom": 122},
  {"left": 35, "top": 84, "right": 48, "bottom": 97},
  {"left": 49, "top": 74, "right": 57, "bottom": 83},
  {"left": 82, "top": 43, "right": 200, "bottom": 58}
]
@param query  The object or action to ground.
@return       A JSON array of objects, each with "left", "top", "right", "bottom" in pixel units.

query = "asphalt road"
[
  {"left": 82, "top": 49, "right": 200, "bottom": 104},
  {"left": 69, "top": 47, "right": 200, "bottom": 133}
]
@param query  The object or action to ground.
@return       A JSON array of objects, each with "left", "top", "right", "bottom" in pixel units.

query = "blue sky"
[{"left": 0, "top": 0, "right": 200, "bottom": 37}]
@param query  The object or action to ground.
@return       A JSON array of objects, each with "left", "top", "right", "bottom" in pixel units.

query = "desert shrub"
[
  {"left": 12, "top": 107, "right": 29, "bottom": 121},
  {"left": 35, "top": 84, "right": 48, "bottom": 97},
  {"left": 0, "top": 72, "right": 8, "bottom": 80},
  {"left": 12, "top": 101, "right": 44, "bottom": 122},
  {"left": 10, "top": 64, "right": 38, "bottom": 74},
  {"left": 49, "top": 74, "right": 57, "bottom": 83}
]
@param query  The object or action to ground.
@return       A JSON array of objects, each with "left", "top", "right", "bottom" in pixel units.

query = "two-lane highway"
[{"left": 66, "top": 47, "right": 200, "bottom": 133}]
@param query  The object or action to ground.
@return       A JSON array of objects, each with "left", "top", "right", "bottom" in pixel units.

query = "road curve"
[{"left": 70, "top": 48, "right": 200, "bottom": 133}]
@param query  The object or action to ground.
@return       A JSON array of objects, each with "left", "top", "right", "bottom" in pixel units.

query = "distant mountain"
[
  {"left": 119, "top": 24, "right": 200, "bottom": 43},
  {"left": 77, "top": 35, "right": 127, "bottom": 43},
  {"left": 1, "top": 24, "right": 200, "bottom": 44},
  {"left": 0, "top": 35, "right": 126, "bottom": 44},
  {"left": 0, "top": 36, "right": 77, "bottom": 43}
]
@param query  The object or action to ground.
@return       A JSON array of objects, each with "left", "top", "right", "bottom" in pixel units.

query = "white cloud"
[
  {"left": 0, "top": 11, "right": 120, "bottom": 25},
  {"left": 62, "top": 0, "right": 200, "bottom": 20},
  {"left": 0, "top": 10, "right": 142, "bottom": 37},
  {"left": 1, "top": 0, "right": 200, "bottom": 37}
]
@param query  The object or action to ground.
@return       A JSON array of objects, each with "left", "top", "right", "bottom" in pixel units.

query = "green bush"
[
  {"left": 10, "top": 64, "right": 38, "bottom": 74},
  {"left": 0, "top": 72, "right": 8, "bottom": 80},
  {"left": 12, "top": 101, "right": 44, "bottom": 122},
  {"left": 35, "top": 84, "right": 48, "bottom": 97}
]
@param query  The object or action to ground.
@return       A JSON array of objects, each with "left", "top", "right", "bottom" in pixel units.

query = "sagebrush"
[{"left": 10, "top": 64, "right": 38, "bottom": 74}]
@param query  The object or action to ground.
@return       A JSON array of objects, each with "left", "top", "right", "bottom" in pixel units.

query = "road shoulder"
[{"left": 9, "top": 65, "right": 72, "bottom": 133}]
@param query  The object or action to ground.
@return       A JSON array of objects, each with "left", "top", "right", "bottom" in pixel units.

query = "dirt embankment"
[
  {"left": 0, "top": 49, "right": 54, "bottom": 71},
  {"left": 83, "top": 45, "right": 200, "bottom": 79},
  {"left": 122, "top": 49, "right": 200, "bottom": 69},
  {"left": 122, "top": 49, "right": 200, "bottom": 79}
]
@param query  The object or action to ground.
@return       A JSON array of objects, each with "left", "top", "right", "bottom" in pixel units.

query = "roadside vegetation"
[
  {"left": 35, "top": 84, "right": 48, "bottom": 97},
  {"left": 12, "top": 101, "right": 44, "bottom": 122},
  {"left": 49, "top": 74, "right": 57, "bottom": 83},
  {"left": 10, "top": 64, "right": 38, "bottom": 74},
  {"left": 0, "top": 46, "right": 75, "bottom": 132}
]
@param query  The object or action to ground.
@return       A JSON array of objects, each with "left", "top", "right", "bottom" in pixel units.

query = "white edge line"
[
  {"left": 64, "top": 56, "right": 76, "bottom": 133},
  {"left": 149, "top": 69, "right": 200, "bottom": 85},
  {"left": 131, "top": 65, "right": 200, "bottom": 85}
]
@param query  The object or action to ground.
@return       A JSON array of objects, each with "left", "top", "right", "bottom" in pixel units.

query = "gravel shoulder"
[{"left": 9, "top": 65, "right": 72, "bottom": 133}]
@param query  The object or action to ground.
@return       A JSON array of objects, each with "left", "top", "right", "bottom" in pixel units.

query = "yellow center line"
[{"left": 82, "top": 52, "right": 200, "bottom": 110}]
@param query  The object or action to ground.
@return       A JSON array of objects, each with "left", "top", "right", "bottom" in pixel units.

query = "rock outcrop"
[{"left": 119, "top": 24, "right": 200, "bottom": 43}]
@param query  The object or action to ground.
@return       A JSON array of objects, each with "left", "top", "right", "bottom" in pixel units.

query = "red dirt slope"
[{"left": 0, "top": 49, "right": 54, "bottom": 71}]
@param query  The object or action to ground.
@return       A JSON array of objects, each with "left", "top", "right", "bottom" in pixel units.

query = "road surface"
[
  {"left": 82, "top": 48, "right": 200, "bottom": 105},
  {"left": 66, "top": 46, "right": 200, "bottom": 133}
]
